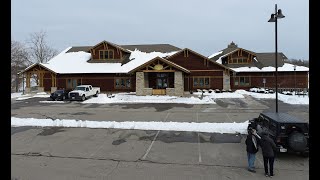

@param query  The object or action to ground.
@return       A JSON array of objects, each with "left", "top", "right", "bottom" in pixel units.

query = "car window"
[{"left": 86, "top": 88, "right": 89, "bottom": 91}]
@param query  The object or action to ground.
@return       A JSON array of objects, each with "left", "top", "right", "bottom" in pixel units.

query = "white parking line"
[
  {"left": 225, "top": 113, "right": 232, "bottom": 122},
  {"left": 141, "top": 112, "right": 170, "bottom": 160},
  {"left": 197, "top": 112, "right": 202, "bottom": 163}
]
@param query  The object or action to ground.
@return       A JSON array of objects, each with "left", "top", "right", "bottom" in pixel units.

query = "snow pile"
[
  {"left": 11, "top": 117, "right": 249, "bottom": 134},
  {"left": 11, "top": 92, "right": 23, "bottom": 99}
]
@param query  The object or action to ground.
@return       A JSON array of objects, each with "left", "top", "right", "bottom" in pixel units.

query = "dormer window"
[
  {"left": 99, "top": 50, "right": 114, "bottom": 59},
  {"left": 228, "top": 58, "right": 248, "bottom": 64}
]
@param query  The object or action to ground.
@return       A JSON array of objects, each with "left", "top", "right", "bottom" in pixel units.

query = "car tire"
[
  {"left": 81, "top": 95, "right": 86, "bottom": 101},
  {"left": 288, "top": 131, "right": 308, "bottom": 152},
  {"left": 62, "top": 96, "right": 66, "bottom": 101},
  {"left": 94, "top": 91, "right": 98, "bottom": 97}
]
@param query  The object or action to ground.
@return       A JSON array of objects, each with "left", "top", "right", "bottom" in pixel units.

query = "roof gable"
[
  {"left": 90, "top": 40, "right": 131, "bottom": 54},
  {"left": 128, "top": 56, "right": 190, "bottom": 74}
]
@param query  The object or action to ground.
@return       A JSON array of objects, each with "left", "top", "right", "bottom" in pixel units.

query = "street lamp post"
[
  {"left": 293, "top": 65, "right": 297, "bottom": 95},
  {"left": 268, "top": 4, "right": 285, "bottom": 113}
]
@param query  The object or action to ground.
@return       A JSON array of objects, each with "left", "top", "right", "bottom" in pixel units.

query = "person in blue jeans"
[{"left": 245, "top": 127, "right": 261, "bottom": 173}]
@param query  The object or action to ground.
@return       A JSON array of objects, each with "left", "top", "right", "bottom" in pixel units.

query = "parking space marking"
[
  {"left": 197, "top": 112, "right": 202, "bottom": 163},
  {"left": 141, "top": 112, "right": 170, "bottom": 160},
  {"left": 225, "top": 113, "right": 232, "bottom": 122}
]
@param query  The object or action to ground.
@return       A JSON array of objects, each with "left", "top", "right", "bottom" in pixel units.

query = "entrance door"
[
  {"left": 156, "top": 73, "right": 168, "bottom": 89},
  {"left": 153, "top": 73, "right": 168, "bottom": 95}
]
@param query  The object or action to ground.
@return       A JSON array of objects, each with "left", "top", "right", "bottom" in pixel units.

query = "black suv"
[
  {"left": 50, "top": 89, "right": 70, "bottom": 101},
  {"left": 248, "top": 112, "right": 309, "bottom": 156}
]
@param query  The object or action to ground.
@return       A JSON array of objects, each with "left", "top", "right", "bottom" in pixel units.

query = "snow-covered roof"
[
  {"left": 38, "top": 47, "right": 178, "bottom": 74},
  {"left": 208, "top": 51, "right": 223, "bottom": 59},
  {"left": 231, "top": 63, "right": 309, "bottom": 72}
]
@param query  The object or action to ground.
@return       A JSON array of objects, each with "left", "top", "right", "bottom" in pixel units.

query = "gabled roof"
[
  {"left": 207, "top": 42, "right": 303, "bottom": 72},
  {"left": 65, "top": 44, "right": 181, "bottom": 54},
  {"left": 66, "top": 46, "right": 92, "bottom": 53},
  {"left": 128, "top": 56, "right": 190, "bottom": 74},
  {"left": 18, "top": 63, "right": 56, "bottom": 75},
  {"left": 20, "top": 47, "right": 179, "bottom": 74},
  {"left": 255, "top": 52, "right": 287, "bottom": 67},
  {"left": 120, "top": 44, "right": 181, "bottom": 53},
  {"left": 208, "top": 47, "right": 256, "bottom": 62},
  {"left": 89, "top": 40, "right": 131, "bottom": 53},
  {"left": 166, "top": 48, "right": 208, "bottom": 60},
  {"left": 166, "top": 48, "right": 235, "bottom": 72}
]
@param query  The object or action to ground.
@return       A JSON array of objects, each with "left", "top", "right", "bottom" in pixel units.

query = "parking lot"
[{"left": 11, "top": 95, "right": 309, "bottom": 179}]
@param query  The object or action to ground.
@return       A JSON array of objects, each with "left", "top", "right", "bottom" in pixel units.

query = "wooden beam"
[
  {"left": 26, "top": 73, "right": 30, "bottom": 88},
  {"left": 142, "top": 70, "right": 175, "bottom": 72},
  {"left": 190, "top": 70, "right": 223, "bottom": 72}
]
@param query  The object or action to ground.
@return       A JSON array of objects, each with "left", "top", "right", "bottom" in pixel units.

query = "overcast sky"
[{"left": 11, "top": 0, "right": 309, "bottom": 60}]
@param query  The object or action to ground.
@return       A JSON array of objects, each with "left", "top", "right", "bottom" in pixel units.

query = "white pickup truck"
[{"left": 68, "top": 85, "right": 100, "bottom": 101}]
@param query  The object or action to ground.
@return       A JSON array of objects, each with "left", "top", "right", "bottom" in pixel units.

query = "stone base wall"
[
  {"left": 144, "top": 88, "right": 152, "bottom": 96},
  {"left": 25, "top": 88, "right": 30, "bottom": 93},
  {"left": 166, "top": 88, "right": 175, "bottom": 96},
  {"left": 38, "top": 87, "right": 44, "bottom": 92},
  {"left": 51, "top": 87, "right": 57, "bottom": 93}
]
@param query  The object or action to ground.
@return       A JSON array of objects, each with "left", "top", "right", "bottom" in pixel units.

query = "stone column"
[
  {"left": 25, "top": 88, "right": 30, "bottom": 93},
  {"left": 51, "top": 87, "right": 57, "bottom": 93},
  {"left": 174, "top": 71, "right": 184, "bottom": 96},
  {"left": 136, "top": 72, "right": 145, "bottom": 95},
  {"left": 223, "top": 71, "right": 231, "bottom": 90},
  {"left": 37, "top": 87, "right": 44, "bottom": 92}
]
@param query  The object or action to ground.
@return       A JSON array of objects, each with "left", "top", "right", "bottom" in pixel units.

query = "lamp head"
[
  {"left": 268, "top": 14, "right": 276, "bottom": 22},
  {"left": 277, "top": 9, "right": 285, "bottom": 18}
]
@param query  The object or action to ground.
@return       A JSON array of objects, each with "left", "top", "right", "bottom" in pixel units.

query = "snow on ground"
[
  {"left": 15, "top": 92, "right": 50, "bottom": 100},
  {"left": 11, "top": 90, "right": 309, "bottom": 105},
  {"left": 11, "top": 92, "right": 23, "bottom": 99},
  {"left": 236, "top": 90, "right": 309, "bottom": 105},
  {"left": 11, "top": 117, "right": 249, "bottom": 134},
  {"left": 83, "top": 93, "right": 216, "bottom": 104}
]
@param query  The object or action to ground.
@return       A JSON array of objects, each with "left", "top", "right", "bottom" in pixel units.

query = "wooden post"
[{"left": 26, "top": 73, "right": 30, "bottom": 88}]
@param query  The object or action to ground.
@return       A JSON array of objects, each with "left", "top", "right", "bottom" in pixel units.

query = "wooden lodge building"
[{"left": 20, "top": 41, "right": 309, "bottom": 96}]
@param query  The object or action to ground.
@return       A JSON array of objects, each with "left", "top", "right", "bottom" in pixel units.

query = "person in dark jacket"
[
  {"left": 260, "top": 131, "right": 277, "bottom": 177},
  {"left": 245, "top": 127, "right": 261, "bottom": 173}
]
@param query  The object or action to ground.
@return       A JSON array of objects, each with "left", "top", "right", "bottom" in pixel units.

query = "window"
[
  {"left": 99, "top": 50, "right": 114, "bottom": 60},
  {"left": 193, "top": 77, "right": 210, "bottom": 88},
  {"left": 228, "top": 58, "right": 248, "bottom": 64},
  {"left": 234, "top": 77, "right": 250, "bottom": 86},
  {"left": 115, "top": 78, "right": 131, "bottom": 89},
  {"left": 66, "top": 78, "right": 81, "bottom": 89}
]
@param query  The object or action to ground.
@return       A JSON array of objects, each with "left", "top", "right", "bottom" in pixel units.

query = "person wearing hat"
[
  {"left": 245, "top": 127, "right": 261, "bottom": 173},
  {"left": 260, "top": 131, "right": 277, "bottom": 177}
]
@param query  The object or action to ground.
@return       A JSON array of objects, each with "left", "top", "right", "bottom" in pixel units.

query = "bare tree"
[
  {"left": 11, "top": 40, "right": 30, "bottom": 92},
  {"left": 27, "top": 31, "right": 58, "bottom": 86},
  {"left": 28, "top": 30, "right": 58, "bottom": 63}
]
